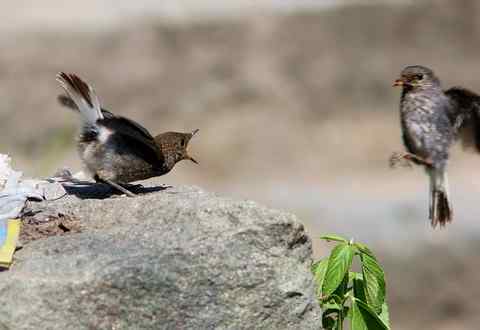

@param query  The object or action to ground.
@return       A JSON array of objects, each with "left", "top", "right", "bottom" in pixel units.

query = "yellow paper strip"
[{"left": 0, "top": 219, "right": 21, "bottom": 268}]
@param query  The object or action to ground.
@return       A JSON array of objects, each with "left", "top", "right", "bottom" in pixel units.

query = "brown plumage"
[{"left": 56, "top": 72, "right": 199, "bottom": 197}]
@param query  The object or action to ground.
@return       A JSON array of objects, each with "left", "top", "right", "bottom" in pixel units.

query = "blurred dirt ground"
[{"left": 2, "top": 1, "right": 480, "bottom": 329}]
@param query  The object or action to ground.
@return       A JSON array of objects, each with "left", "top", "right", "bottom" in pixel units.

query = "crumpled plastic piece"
[
  {"left": 0, "top": 155, "right": 44, "bottom": 268},
  {"left": 0, "top": 157, "right": 44, "bottom": 223},
  {"left": 0, "top": 155, "right": 86, "bottom": 268}
]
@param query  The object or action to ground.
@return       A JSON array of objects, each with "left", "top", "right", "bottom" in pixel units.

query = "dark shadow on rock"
[{"left": 62, "top": 182, "right": 171, "bottom": 200}]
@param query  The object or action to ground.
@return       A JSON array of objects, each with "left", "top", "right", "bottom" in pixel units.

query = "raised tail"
[
  {"left": 428, "top": 167, "right": 453, "bottom": 228},
  {"left": 57, "top": 94, "right": 77, "bottom": 110},
  {"left": 56, "top": 72, "right": 103, "bottom": 125}
]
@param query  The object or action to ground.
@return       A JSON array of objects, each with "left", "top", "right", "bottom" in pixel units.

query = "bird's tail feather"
[
  {"left": 428, "top": 167, "right": 453, "bottom": 228},
  {"left": 56, "top": 72, "right": 103, "bottom": 125},
  {"left": 57, "top": 94, "right": 78, "bottom": 110}
]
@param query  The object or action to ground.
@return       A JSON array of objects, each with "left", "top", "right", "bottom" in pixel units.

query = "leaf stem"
[{"left": 337, "top": 308, "right": 343, "bottom": 330}]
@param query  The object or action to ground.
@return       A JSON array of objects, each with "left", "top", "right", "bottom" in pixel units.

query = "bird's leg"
[
  {"left": 389, "top": 152, "right": 413, "bottom": 168},
  {"left": 389, "top": 152, "right": 433, "bottom": 168},
  {"left": 103, "top": 179, "right": 137, "bottom": 197}
]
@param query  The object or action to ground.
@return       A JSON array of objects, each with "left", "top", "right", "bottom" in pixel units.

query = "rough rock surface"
[{"left": 0, "top": 180, "right": 321, "bottom": 329}]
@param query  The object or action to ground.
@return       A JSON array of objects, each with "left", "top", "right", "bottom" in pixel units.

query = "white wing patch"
[{"left": 97, "top": 127, "right": 113, "bottom": 144}]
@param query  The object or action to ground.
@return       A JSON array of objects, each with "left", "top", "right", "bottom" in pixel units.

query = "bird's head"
[
  {"left": 154, "top": 129, "right": 199, "bottom": 168},
  {"left": 393, "top": 65, "right": 441, "bottom": 91}
]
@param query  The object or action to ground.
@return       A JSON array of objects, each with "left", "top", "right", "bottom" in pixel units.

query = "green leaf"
[
  {"left": 322, "top": 300, "right": 342, "bottom": 311},
  {"left": 322, "top": 243, "right": 354, "bottom": 296},
  {"left": 328, "top": 293, "right": 345, "bottom": 306},
  {"left": 361, "top": 253, "right": 386, "bottom": 314},
  {"left": 348, "top": 271, "right": 358, "bottom": 283},
  {"left": 351, "top": 271, "right": 363, "bottom": 282},
  {"left": 351, "top": 299, "right": 389, "bottom": 330},
  {"left": 352, "top": 275, "right": 367, "bottom": 303},
  {"left": 354, "top": 242, "right": 375, "bottom": 257},
  {"left": 351, "top": 300, "right": 369, "bottom": 330},
  {"left": 357, "top": 299, "right": 390, "bottom": 329},
  {"left": 311, "top": 258, "right": 329, "bottom": 298},
  {"left": 379, "top": 301, "right": 390, "bottom": 327},
  {"left": 332, "top": 272, "right": 349, "bottom": 300},
  {"left": 311, "top": 257, "right": 328, "bottom": 274},
  {"left": 320, "top": 234, "right": 348, "bottom": 243}
]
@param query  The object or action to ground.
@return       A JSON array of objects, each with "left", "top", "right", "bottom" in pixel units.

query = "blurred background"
[{"left": 2, "top": 0, "right": 480, "bottom": 328}]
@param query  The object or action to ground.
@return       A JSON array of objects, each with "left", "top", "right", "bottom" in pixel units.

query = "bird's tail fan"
[
  {"left": 428, "top": 167, "right": 453, "bottom": 228},
  {"left": 57, "top": 94, "right": 78, "bottom": 110},
  {"left": 56, "top": 72, "right": 103, "bottom": 125}
]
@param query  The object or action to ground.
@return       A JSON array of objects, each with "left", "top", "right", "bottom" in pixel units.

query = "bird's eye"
[{"left": 416, "top": 74, "right": 424, "bottom": 80}]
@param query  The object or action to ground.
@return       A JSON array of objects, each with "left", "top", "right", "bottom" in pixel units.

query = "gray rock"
[{"left": 0, "top": 181, "right": 321, "bottom": 330}]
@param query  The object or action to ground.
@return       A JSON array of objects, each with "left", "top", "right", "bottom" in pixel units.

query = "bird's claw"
[
  {"left": 389, "top": 152, "right": 433, "bottom": 168},
  {"left": 389, "top": 152, "right": 414, "bottom": 168}
]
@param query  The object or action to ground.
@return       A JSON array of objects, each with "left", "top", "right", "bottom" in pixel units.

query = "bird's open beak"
[
  {"left": 187, "top": 129, "right": 199, "bottom": 164},
  {"left": 393, "top": 79, "right": 404, "bottom": 87},
  {"left": 187, "top": 156, "right": 199, "bottom": 165}
]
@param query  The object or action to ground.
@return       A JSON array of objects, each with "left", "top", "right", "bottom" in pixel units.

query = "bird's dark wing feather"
[
  {"left": 444, "top": 86, "right": 480, "bottom": 152},
  {"left": 98, "top": 116, "right": 164, "bottom": 167},
  {"left": 104, "top": 114, "right": 154, "bottom": 140},
  {"left": 59, "top": 94, "right": 164, "bottom": 167},
  {"left": 58, "top": 94, "right": 152, "bottom": 138},
  {"left": 100, "top": 109, "right": 115, "bottom": 119}
]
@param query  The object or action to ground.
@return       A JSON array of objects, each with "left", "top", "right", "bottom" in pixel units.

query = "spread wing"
[
  {"left": 59, "top": 94, "right": 163, "bottom": 166},
  {"left": 98, "top": 116, "right": 164, "bottom": 167},
  {"left": 444, "top": 86, "right": 480, "bottom": 152},
  {"left": 58, "top": 94, "right": 151, "bottom": 138}
]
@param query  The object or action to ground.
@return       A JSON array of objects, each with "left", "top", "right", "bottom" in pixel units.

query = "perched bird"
[
  {"left": 56, "top": 72, "right": 199, "bottom": 197},
  {"left": 391, "top": 65, "right": 480, "bottom": 227}
]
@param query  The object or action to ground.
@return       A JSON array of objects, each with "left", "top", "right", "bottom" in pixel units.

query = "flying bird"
[
  {"left": 56, "top": 72, "right": 199, "bottom": 197},
  {"left": 391, "top": 65, "right": 480, "bottom": 227}
]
